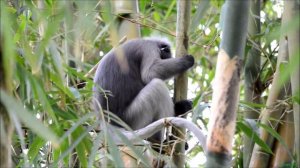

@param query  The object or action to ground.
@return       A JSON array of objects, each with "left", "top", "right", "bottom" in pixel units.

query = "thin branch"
[{"left": 116, "top": 117, "right": 207, "bottom": 153}]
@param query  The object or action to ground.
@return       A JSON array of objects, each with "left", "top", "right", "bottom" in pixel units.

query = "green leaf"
[
  {"left": 72, "top": 127, "right": 89, "bottom": 167},
  {"left": 45, "top": 0, "right": 53, "bottom": 6},
  {"left": 27, "top": 136, "right": 46, "bottom": 162},
  {"left": 106, "top": 131, "right": 124, "bottom": 167},
  {"left": 258, "top": 123, "right": 293, "bottom": 158},
  {"left": 278, "top": 51, "right": 300, "bottom": 90},
  {"left": 52, "top": 128, "right": 72, "bottom": 166},
  {"left": 59, "top": 113, "right": 93, "bottom": 143},
  {"left": 28, "top": 75, "right": 58, "bottom": 124},
  {"left": 190, "top": 0, "right": 210, "bottom": 32},
  {"left": 88, "top": 131, "right": 103, "bottom": 167},
  {"left": 0, "top": 89, "right": 59, "bottom": 146},
  {"left": 163, "top": 0, "right": 176, "bottom": 21},
  {"left": 56, "top": 125, "right": 93, "bottom": 166},
  {"left": 52, "top": 105, "right": 77, "bottom": 120},
  {"left": 48, "top": 41, "right": 64, "bottom": 83},
  {"left": 240, "top": 101, "right": 266, "bottom": 108},
  {"left": 237, "top": 121, "right": 273, "bottom": 154},
  {"left": 192, "top": 93, "right": 201, "bottom": 107},
  {"left": 114, "top": 128, "right": 151, "bottom": 167},
  {"left": 293, "top": 90, "right": 300, "bottom": 104},
  {"left": 153, "top": 12, "right": 161, "bottom": 22},
  {"left": 49, "top": 72, "right": 75, "bottom": 100}
]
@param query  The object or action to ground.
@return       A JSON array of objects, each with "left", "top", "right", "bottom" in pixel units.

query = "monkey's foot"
[{"left": 174, "top": 100, "right": 193, "bottom": 116}]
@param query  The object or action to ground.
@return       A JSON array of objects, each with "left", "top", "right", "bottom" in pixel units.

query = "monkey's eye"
[
  {"left": 160, "top": 44, "right": 171, "bottom": 59},
  {"left": 160, "top": 44, "right": 170, "bottom": 53}
]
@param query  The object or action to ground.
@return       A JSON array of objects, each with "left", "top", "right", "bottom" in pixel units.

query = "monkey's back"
[{"left": 93, "top": 42, "right": 145, "bottom": 123}]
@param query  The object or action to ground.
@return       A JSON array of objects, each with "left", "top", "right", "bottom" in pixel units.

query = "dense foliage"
[{"left": 0, "top": 0, "right": 298, "bottom": 167}]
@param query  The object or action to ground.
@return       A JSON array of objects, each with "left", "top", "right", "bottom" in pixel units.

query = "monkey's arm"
[{"left": 141, "top": 55, "right": 194, "bottom": 83}]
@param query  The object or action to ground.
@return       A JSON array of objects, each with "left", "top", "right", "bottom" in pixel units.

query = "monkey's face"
[{"left": 159, "top": 43, "right": 172, "bottom": 59}]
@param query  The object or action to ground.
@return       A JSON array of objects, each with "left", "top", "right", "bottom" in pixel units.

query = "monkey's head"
[{"left": 148, "top": 38, "right": 172, "bottom": 60}]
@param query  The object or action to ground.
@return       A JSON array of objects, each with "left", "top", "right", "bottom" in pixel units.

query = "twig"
[{"left": 115, "top": 117, "right": 207, "bottom": 153}]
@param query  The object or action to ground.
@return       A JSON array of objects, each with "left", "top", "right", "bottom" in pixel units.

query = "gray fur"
[{"left": 93, "top": 38, "right": 194, "bottom": 141}]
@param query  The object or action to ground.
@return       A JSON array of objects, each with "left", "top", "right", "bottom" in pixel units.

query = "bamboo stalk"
[
  {"left": 243, "top": 1, "right": 261, "bottom": 166},
  {"left": 249, "top": 19, "right": 290, "bottom": 168},
  {"left": 172, "top": 0, "right": 191, "bottom": 167},
  {"left": 270, "top": 107, "right": 294, "bottom": 167},
  {"left": 284, "top": 1, "right": 300, "bottom": 166},
  {"left": 206, "top": 1, "right": 250, "bottom": 167}
]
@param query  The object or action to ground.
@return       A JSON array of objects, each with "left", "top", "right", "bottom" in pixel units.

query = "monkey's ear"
[{"left": 174, "top": 100, "right": 193, "bottom": 116}]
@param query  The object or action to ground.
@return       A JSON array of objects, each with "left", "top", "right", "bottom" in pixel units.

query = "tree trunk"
[
  {"left": 270, "top": 107, "right": 294, "bottom": 167},
  {"left": 243, "top": 0, "right": 261, "bottom": 167},
  {"left": 284, "top": 1, "right": 300, "bottom": 166},
  {"left": 172, "top": 0, "right": 191, "bottom": 167},
  {"left": 249, "top": 16, "right": 290, "bottom": 168},
  {"left": 206, "top": 1, "right": 250, "bottom": 167}
]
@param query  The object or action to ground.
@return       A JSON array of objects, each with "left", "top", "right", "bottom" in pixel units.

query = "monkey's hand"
[
  {"left": 182, "top": 55, "right": 195, "bottom": 68},
  {"left": 174, "top": 100, "right": 193, "bottom": 116}
]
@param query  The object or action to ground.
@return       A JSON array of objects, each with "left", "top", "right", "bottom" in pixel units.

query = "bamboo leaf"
[
  {"left": 52, "top": 105, "right": 77, "bottom": 120},
  {"left": 56, "top": 125, "right": 93, "bottom": 165},
  {"left": 72, "top": 127, "right": 89, "bottom": 167},
  {"left": 0, "top": 89, "right": 59, "bottom": 146},
  {"left": 48, "top": 41, "right": 64, "bottom": 83},
  {"left": 278, "top": 51, "right": 300, "bottom": 90},
  {"left": 49, "top": 72, "right": 75, "bottom": 100},
  {"left": 106, "top": 132, "right": 124, "bottom": 167},
  {"left": 27, "top": 136, "right": 45, "bottom": 162},
  {"left": 258, "top": 123, "right": 293, "bottom": 158},
  {"left": 237, "top": 121, "right": 273, "bottom": 154},
  {"left": 114, "top": 128, "right": 151, "bottom": 167},
  {"left": 53, "top": 129, "right": 67, "bottom": 163},
  {"left": 28, "top": 75, "right": 58, "bottom": 124},
  {"left": 45, "top": 0, "right": 53, "bottom": 6},
  {"left": 240, "top": 101, "right": 266, "bottom": 108},
  {"left": 293, "top": 90, "right": 300, "bottom": 104},
  {"left": 163, "top": 0, "right": 176, "bottom": 21},
  {"left": 59, "top": 113, "right": 93, "bottom": 143},
  {"left": 190, "top": 0, "right": 210, "bottom": 32},
  {"left": 88, "top": 131, "right": 104, "bottom": 167}
]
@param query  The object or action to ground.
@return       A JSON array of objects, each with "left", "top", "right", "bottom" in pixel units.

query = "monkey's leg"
[{"left": 125, "top": 78, "right": 174, "bottom": 141}]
